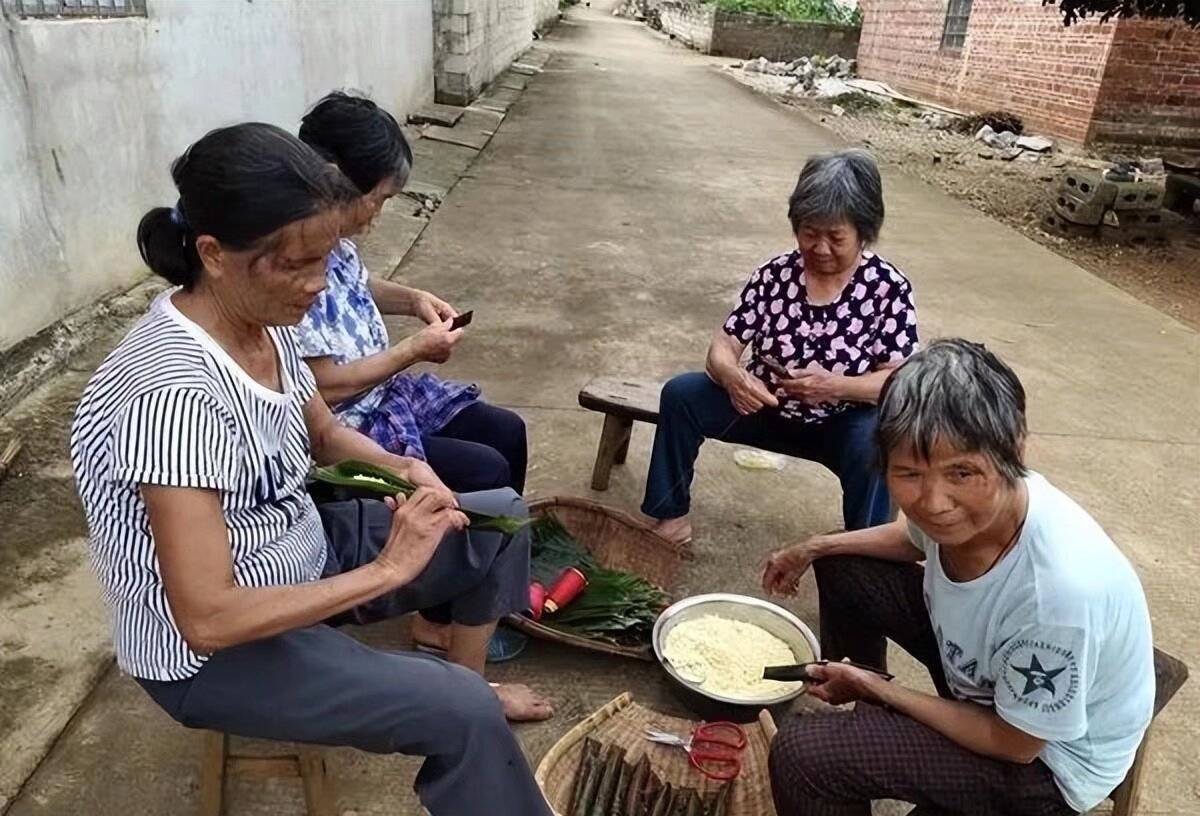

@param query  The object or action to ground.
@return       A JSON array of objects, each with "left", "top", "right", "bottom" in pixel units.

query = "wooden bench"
[
  {"left": 199, "top": 731, "right": 336, "bottom": 816},
  {"left": 1108, "top": 647, "right": 1188, "bottom": 816},
  {"left": 578, "top": 377, "right": 663, "bottom": 491}
]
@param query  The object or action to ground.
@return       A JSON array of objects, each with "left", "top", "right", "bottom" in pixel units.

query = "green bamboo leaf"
[{"left": 309, "top": 460, "right": 529, "bottom": 533}]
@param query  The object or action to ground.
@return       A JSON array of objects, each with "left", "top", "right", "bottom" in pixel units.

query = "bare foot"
[
  {"left": 411, "top": 615, "right": 451, "bottom": 650},
  {"left": 492, "top": 683, "right": 554, "bottom": 722},
  {"left": 650, "top": 516, "right": 693, "bottom": 545}
]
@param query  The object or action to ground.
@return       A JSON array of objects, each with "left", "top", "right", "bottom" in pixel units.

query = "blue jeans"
[{"left": 641, "top": 372, "right": 891, "bottom": 530}]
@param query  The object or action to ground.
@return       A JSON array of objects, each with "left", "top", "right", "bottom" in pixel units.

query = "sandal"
[{"left": 413, "top": 627, "right": 529, "bottom": 664}]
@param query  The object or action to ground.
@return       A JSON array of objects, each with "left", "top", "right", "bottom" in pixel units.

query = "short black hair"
[
  {"left": 136, "top": 122, "right": 357, "bottom": 288},
  {"left": 877, "top": 338, "right": 1028, "bottom": 484},
  {"left": 299, "top": 91, "right": 413, "bottom": 194}
]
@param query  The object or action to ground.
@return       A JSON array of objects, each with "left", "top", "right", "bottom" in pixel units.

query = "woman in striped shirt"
[{"left": 70, "top": 122, "right": 552, "bottom": 816}]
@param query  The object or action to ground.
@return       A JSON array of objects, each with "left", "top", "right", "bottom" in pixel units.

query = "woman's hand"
[
  {"left": 804, "top": 661, "right": 883, "bottom": 706},
  {"left": 723, "top": 368, "right": 779, "bottom": 416},
  {"left": 401, "top": 458, "right": 455, "bottom": 500},
  {"left": 376, "top": 489, "right": 468, "bottom": 586},
  {"left": 410, "top": 289, "right": 458, "bottom": 324},
  {"left": 411, "top": 319, "right": 463, "bottom": 364},
  {"left": 775, "top": 365, "right": 843, "bottom": 406},
  {"left": 762, "top": 536, "right": 824, "bottom": 596}
]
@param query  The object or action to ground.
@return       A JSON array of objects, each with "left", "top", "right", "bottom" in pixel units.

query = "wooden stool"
[
  {"left": 1109, "top": 647, "right": 1188, "bottom": 816},
  {"left": 199, "top": 731, "right": 337, "bottom": 816},
  {"left": 578, "top": 377, "right": 663, "bottom": 491}
]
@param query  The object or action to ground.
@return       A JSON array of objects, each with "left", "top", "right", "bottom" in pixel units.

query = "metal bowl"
[{"left": 652, "top": 593, "right": 821, "bottom": 721}]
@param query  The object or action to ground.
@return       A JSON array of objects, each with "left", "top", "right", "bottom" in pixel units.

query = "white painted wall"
[
  {"left": 536, "top": 0, "right": 559, "bottom": 28},
  {"left": 433, "top": 0, "right": 553, "bottom": 105},
  {"left": 0, "top": 0, "right": 435, "bottom": 353}
]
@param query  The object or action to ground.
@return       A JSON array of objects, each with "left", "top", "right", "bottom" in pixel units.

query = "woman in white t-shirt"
[
  {"left": 70, "top": 123, "right": 552, "bottom": 816},
  {"left": 762, "top": 339, "right": 1154, "bottom": 816}
]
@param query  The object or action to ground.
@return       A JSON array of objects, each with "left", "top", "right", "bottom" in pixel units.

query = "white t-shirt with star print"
[{"left": 907, "top": 472, "right": 1154, "bottom": 812}]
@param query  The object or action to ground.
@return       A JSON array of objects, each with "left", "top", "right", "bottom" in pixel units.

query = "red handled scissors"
[{"left": 643, "top": 721, "right": 747, "bottom": 781}]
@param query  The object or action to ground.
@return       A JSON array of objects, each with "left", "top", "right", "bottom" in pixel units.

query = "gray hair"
[
  {"left": 788, "top": 149, "right": 885, "bottom": 245},
  {"left": 877, "top": 339, "right": 1028, "bottom": 484}
]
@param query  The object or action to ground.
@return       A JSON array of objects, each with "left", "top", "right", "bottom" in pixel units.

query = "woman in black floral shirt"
[{"left": 643, "top": 150, "right": 919, "bottom": 543}]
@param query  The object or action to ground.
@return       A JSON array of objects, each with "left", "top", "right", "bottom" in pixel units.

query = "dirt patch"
[
  {"left": 0, "top": 371, "right": 93, "bottom": 604},
  {"left": 0, "top": 654, "right": 58, "bottom": 737},
  {"left": 723, "top": 68, "right": 1200, "bottom": 329},
  {"left": 0, "top": 473, "right": 86, "bottom": 603}
]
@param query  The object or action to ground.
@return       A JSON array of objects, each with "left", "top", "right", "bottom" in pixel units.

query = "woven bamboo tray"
[
  {"left": 536, "top": 693, "right": 779, "bottom": 816},
  {"left": 506, "top": 497, "right": 692, "bottom": 661}
]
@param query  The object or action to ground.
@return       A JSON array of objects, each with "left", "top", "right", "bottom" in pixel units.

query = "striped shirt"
[{"left": 70, "top": 290, "right": 327, "bottom": 681}]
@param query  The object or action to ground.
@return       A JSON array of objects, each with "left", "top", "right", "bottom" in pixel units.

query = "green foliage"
[
  {"left": 1045, "top": 0, "right": 1198, "bottom": 27},
  {"left": 714, "top": 0, "right": 861, "bottom": 25}
]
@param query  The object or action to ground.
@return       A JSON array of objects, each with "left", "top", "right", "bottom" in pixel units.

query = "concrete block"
[
  {"left": 1059, "top": 170, "right": 1117, "bottom": 208},
  {"left": 448, "top": 29, "right": 488, "bottom": 54},
  {"left": 1099, "top": 224, "right": 1167, "bottom": 246},
  {"left": 1052, "top": 193, "right": 1107, "bottom": 226},
  {"left": 1110, "top": 180, "right": 1166, "bottom": 212},
  {"left": 1097, "top": 208, "right": 1174, "bottom": 245},
  {"left": 1105, "top": 209, "right": 1168, "bottom": 231},
  {"left": 1041, "top": 212, "right": 1100, "bottom": 239},
  {"left": 496, "top": 73, "right": 529, "bottom": 91},
  {"left": 408, "top": 103, "right": 467, "bottom": 127},
  {"left": 442, "top": 54, "right": 473, "bottom": 74},
  {"left": 422, "top": 124, "right": 492, "bottom": 150}
]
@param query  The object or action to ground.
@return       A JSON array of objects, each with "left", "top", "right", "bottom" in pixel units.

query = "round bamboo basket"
[
  {"left": 536, "top": 693, "right": 779, "bottom": 816},
  {"left": 506, "top": 496, "right": 693, "bottom": 660}
]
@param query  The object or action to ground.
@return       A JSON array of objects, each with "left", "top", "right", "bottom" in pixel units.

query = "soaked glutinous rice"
[{"left": 662, "top": 614, "right": 809, "bottom": 700}]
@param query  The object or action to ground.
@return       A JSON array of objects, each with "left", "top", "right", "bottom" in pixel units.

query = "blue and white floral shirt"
[
  {"left": 296, "top": 240, "right": 391, "bottom": 429},
  {"left": 296, "top": 240, "right": 479, "bottom": 459}
]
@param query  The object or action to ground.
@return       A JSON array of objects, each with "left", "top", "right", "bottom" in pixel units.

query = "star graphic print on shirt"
[
  {"left": 1013, "top": 653, "right": 1069, "bottom": 697},
  {"left": 999, "top": 634, "right": 1084, "bottom": 717},
  {"left": 722, "top": 249, "right": 918, "bottom": 422}
]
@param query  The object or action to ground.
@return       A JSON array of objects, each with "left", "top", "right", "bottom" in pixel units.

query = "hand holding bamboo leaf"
[
  {"left": 373, "top": 489, "right": 468, "bottom": 586},
  {"left": 309, "top": 460, "right": 529, "bottom": 533}
]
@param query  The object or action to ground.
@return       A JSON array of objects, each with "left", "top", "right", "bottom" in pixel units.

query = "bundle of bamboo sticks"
[{"left": 567, "top": 737, "right": 732, "bottom": 816}]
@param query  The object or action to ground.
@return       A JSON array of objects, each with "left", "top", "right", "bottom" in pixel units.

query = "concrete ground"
[{"left": 3, "top": 3, "right": 1198, "bottom": 814}]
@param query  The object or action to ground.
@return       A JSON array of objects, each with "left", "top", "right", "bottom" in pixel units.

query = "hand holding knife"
[{"left": 764, "top": 660, "right": 895, "bottom": 683}]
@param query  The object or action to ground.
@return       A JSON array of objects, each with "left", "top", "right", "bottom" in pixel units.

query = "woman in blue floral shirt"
[{"left": 296, "top": 92, "right": 527, "bottom": 495}]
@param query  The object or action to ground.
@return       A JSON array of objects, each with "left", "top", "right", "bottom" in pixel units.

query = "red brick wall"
[
  {"left": 858, "top": 0, "right": 1117, "bottom": 143},
  {"left": 857, "top": 0, "right": 969, "bottom": 106},
  {"left": 1090, "top": 21, "right": 1200, "bottom": 149}
]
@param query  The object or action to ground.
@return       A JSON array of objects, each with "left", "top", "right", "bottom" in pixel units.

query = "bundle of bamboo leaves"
[
  {"left": 568, "top": 738, "right": 732, "bottom": 816},
  {"left": 530, "top": 515, "right": 667, "bottom": 646}
]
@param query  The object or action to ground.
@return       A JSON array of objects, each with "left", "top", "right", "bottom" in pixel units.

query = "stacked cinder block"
[{"left": 1044, "top": 170, "right": 1172, "bottom": 246}]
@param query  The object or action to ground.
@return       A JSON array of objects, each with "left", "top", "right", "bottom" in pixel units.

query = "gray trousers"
[{"left": 139, "top": 489, "right": 551, "bottom": 816}]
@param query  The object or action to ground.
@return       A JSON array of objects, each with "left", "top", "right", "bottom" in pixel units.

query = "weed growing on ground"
[{"left": 829, "top": 91, "right": 883, "bottom": 112}]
